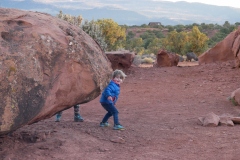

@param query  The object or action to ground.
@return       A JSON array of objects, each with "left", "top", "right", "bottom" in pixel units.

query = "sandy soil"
[{"left": 1, "top": 61, "right": 240, "bottom": 160}]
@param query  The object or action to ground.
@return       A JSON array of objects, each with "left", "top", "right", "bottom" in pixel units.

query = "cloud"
[
  {"left": 32, "top": 0, "right": 240, "bottom": 9},
  {"left": 34, "top": 0, "right": 100, "bottom": 3},
  {"left": 33, "top": 0, "right": 129, "bottom": 10}
]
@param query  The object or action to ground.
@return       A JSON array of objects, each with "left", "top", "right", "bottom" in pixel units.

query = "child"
[
  {"left": 55, "top": 104, "right": 84, "bottom": 122},
  {"left": 99, "top": 69, "right": 127, "bottom": 130}
]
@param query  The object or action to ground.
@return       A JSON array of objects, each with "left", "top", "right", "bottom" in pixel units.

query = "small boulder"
[
  {"left": 197, "top": 117, "right": 205, "bottom": 126},
  {"left": 198, "top": 112, "right": 220, "bottom": 127},
  {"left": 231, "top": 117, "right": 240, "bottom": 124},
  {"left": 219, "top": 114, "right": 234, "bottom": 126},
  {"left": 154, "top": 50, "right": 179, "bottom": 67},
  {"left": 105, "top": 50, "right": 135, "bottom": 71},
  {"left": 110, "top": 136, "right": 125, "bottom": 144}
]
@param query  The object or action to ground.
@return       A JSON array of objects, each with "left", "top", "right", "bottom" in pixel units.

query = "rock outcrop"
[
  {"left": 198, "top": 113, "right": 239, "bottom": 127},
  {"left": 105, "top": 50, "right": 135, "bottom": 71},
  {"left": 232, "top": 27, "right": 240, "bottom": 67},
  {"left": 154, "top": 50, "right": 179, "bottom": 67},
  {"left": 228, "top": 88, "right": 240, "bottom": 106},
  {"left": 199, "top": 27, "right": 240, "bottom": 65},
  {"left": 0, "top": 8, "right": 112, "bottom": 135}
]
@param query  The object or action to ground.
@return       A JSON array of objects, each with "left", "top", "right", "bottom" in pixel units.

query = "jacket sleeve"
[{"left": 103, "top": 83, "right": 114, "bottom": 98}]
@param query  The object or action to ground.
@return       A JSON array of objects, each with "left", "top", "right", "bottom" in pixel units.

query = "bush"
[
  {"left": 81, "top": 20, "right": 107, "bottom": 51},
  {"left": 132, "top": 55, "right": 142, "bottom": 66},
  {"left": 142, "top": 57, "right": 154, "bottom": 64}
]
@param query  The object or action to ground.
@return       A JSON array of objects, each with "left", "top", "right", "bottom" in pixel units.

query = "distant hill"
[{"left": 1, "top": 0, "right": 240, "bottom": 25}]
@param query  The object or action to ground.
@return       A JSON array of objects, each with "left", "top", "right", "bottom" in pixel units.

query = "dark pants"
[
  {"left": 73, "top": 105, "right": 80, "bottom": 116},
  {"left": 57, "top": 105, "right": 80, "bottom": 116},
  {"left": 101, "top": 103, "right": 119, "bottom": 125}
]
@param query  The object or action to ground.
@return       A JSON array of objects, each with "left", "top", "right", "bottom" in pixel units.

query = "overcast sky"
[
  {"left": 32, "top": 0, "right": 240, "bottom": 9},
  {"left": 159, "top": 0, "right": 240, "bottom": 8}
]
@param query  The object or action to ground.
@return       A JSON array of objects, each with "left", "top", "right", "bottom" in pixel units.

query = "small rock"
[
  {"left": 231, "top": 117, "right": 240, "bottom": 124},
  {"left": 38, "top": 146, "right": 49, "bottom": 150},
  {"left": 198, "top": 112, "right": 220, "bottom": 127},
  {"left": 99, "top": 148, "right": 109, "bottom": 152},
  {"left": 197, "top": 117, "right": 204, "bottom": 126},
  {"left": 110, "top": 136, "right": 125, "bottom": 144},
  {"left": 219, "top": 116, "right": 234, "bottom": 127}
]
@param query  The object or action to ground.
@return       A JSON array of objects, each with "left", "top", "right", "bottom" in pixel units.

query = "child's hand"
[{"left": 107, "top": 96, "right": 113, "bottom": 101}]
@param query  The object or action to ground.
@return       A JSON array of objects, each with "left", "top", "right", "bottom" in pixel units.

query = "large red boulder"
[
  {"left": 198, "top": 27, "right": 240, "bottom": 65},
  {"left": 0, "top": 8, "right": 112, "bottom": 135},
  {"left": 154, "top": 50, "right": 179, "bottom": 67},
  {"left": 232, "top": 27, "right": 240, "bottom": 67},
  {"left": 105, "top": 50, "right": 135, "bottom": 71}
]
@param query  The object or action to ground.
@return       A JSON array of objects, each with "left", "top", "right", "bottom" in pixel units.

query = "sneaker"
[
  {"left": 113, "top": 124, "right": 125, "bottom": 130},
  {"left": 74, "top": 115, "right": 84, "bottom": 122},
  {"left": 55, "top": 114, "right": 61, "bottom": 122},
  {"left": 100, "top": 122, "right": 110, "bottom": 127}
]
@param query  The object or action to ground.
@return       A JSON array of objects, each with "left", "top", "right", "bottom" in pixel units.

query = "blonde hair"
[{"left": 112, "top": 69, "right": 127, "bottom": 79}]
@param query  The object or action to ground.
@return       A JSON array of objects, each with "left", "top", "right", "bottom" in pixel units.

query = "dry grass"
[
  {"left": 177, "top": 61, "right": 199, "bottom": 67},
  {"left": 139, "top": 61, "right": 199, "bottom": 68}
]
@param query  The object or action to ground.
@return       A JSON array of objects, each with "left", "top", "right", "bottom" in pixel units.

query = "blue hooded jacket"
[{"left": 100, "top": 80, "right": 120, "bottom": 104}]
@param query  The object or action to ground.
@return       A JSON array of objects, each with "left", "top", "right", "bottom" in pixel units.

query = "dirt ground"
[{"left": 1, "top": 61, "right": 240, "bottom": 160}]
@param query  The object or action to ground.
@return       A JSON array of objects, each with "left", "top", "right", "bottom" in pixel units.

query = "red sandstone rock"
[
  {"left": 232, "top": 27, "right": 240, "bottom": 67},
  {"left": 231, "top": 117, "right": 240, "bottom": 124},
  {"left": 203, "top": 112, "right": 220, "bottom": 127},
  {"left": 154, "top": 50, "right": 179, "bottom": 67},
  {"left": 219, "top": 114, "right": 234, "bottom": 126},
  {"left": 198, "top": 27, "right": 240, "bottom": 65},
  {"left": 0, "top": 8, "right": 112, "bottom": 135},
  {"left": 105, "top": 50, "right": 135, "bottom": 71}
]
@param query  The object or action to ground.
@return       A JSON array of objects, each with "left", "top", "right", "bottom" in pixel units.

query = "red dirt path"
[{"left": 1, "top": 61, "right": 240, "bottom": 160}]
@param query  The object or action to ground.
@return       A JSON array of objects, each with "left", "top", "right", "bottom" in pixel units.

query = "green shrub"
[
  {"left": 132, "top": 55, "right": 142, "bottom": 66},
  {"left": 142, "top": 57, "right": 154, "bottom": 64},
  {"left": 228, "top": 97, "right": 238, "bottom": 106}
]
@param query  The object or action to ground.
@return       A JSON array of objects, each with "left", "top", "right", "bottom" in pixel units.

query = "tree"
[
  {"left": 96, "top": 19, "right": 126, "bottom": 51},
  {"left": 132, "top": 38, "right": 143, "bottom": 49},
  {"left": 81, "top": 20, "right": 107, "bottom": 51},
  {"left": 223, "top": 21, "right": 231, "bottom": 28},
  {"left": 147, "top": 38, "right": 162, "bottom": 54},
  {"left": 162, "top": 30, "right": 188, "bottom": 55},
  {"left": 140, "top": 31, "right": 156, "bottom": 40},
  {"left": 175, "top": 24, "right": 185, "bottom": 32},
  {"left": 235, "top": 22, "right": 240, "bottom": 26},
  {"left": 166, "top": 25, "right": 174, "bottom": 32},
  {"left": 153, "top": 30, "right": 165, "bottom": 38},
  {"left": 188, "top": 26, "right": 209, "bottom": 55},
  {"left": 161, "top": 26, "right": 208, "bottom": 55},
  {"left": 141, "top": 24, "right": 149, "bottom": 28},
  {"left": 57, "top": 10, "right": 82, "bottom": 27},
  {"left": 125, "top": 37, "right": 144, "bottom": 55},
  {"left": 132, "top": 38, "right": 144, "bottom": 55},
  {"left": 127, "top": 31, "right": 135, "bottom": 39},
  {"left": 56, "top": 11, "right": 107, "bottom": 51}
]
